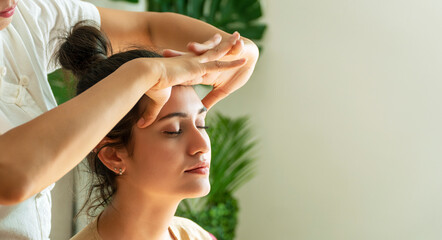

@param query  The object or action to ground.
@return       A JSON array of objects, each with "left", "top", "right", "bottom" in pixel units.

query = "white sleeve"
[{"left": 35, "top": 0, "right": 101, "bottom": 72}]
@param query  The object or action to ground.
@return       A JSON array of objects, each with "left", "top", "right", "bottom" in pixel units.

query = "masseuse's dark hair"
[{"left": 55, "top": 20, "right": 162, "bottom": 217}]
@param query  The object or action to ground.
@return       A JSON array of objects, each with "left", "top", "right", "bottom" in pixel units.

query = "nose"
[{"left": 187, "top": 126, "right": 211, "bottom": 156}]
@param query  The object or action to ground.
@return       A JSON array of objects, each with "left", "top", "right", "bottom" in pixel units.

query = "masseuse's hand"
[
  {"left": 138, "top": 37, "right": 247, "bottom": 128},
  {"left": 163, "top": 32, "right": 259, "bottom": 109}
]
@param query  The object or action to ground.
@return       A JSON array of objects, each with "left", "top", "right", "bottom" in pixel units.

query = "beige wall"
[
  {"left": 53, "top": 0, "right": 442, "bottom": 239},
  {"left": 212, "top": 0, "right": 442, "bottom": 239}
]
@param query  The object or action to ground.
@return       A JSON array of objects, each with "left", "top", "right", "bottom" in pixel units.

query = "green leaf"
[
  {"left": 177, "top": 193, "right": 239, "bottom": 240},
  {"left": 207, "top": 0, "right": 221, "bottom": 24},
  {"left": 48, "top": 69, "right": 75, "bottom": 105},
  {"left": 189, "top": 0, "right": 204, "bottom": 18},
  {"left": 161, "top": 0, "right": 172, "bottom": 12},
  {"left": 235, "top": 0, "right": 256, "bottom": 10},
  {"left": 218, "top": 0, "right": 236, "bottom": 26},
  {"left": 176, "top": 0, "right": 187, "bottom": 14},
  {"left": 224, "top": 23, "right": 266, "bottom": 40},
  {"left": 147, "top": 0, "right": 161, "bottom": 11},
  {"left": 146, "top": 0, "right": 267, "bottom": 45},
  {"left": 242, "top": 1, "right": 263, "bottom": 21}
]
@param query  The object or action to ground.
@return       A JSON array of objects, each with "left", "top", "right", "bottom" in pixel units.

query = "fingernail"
[{"left": 231, "top": 36, "right": 238, "bottom": 43}]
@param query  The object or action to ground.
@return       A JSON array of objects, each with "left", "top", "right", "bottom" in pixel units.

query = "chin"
[
  {"left": 199, "top": 183, "right": 211, "bottom": 197},
  {"left": 183, "top": 181, "right": 211, "bottom": 199},
  {"left": 0, "top": 19, "right": 12, "bottom": 30}
]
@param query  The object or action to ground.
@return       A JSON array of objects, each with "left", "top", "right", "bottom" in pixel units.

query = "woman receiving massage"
[{"left": 56, "top": 21, "right": 244, "bottom": 240}]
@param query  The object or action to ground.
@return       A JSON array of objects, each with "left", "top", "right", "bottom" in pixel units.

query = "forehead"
[{"left": 157, "top": 86, "right": 204, "bottom": 119}]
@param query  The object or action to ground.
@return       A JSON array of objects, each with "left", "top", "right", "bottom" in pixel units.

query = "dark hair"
[{"left": 55, "top": 21, "right": 162, "bottom": 217}]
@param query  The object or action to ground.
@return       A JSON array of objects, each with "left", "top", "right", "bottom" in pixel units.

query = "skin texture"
[
  {"left": 0, "top": 1, "right": 257, "bottom": 205},
  {"left": 0, "top": 0, "right": 15, "bottom": 30},
  {"left": 97, "top": 86, "right": 211, "bottom": 240}
]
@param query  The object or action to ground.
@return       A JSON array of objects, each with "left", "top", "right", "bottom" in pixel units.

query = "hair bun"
[{"left": 56, "top": 20, "right": 111, "bottom": 78}]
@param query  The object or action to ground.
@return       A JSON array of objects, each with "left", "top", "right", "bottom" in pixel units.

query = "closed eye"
[
  {"left": 163, "top": 129, "right": 182, "bottom": 135},
  {"left": 163, "top": 126, "right": 209, "bottom": 136}
]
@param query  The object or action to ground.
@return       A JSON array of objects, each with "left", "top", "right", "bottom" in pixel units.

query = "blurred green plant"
[
  {"left": 175, "top": 113, "right": 257, "bottom": 240},
  {"left": 48, "top": 70, "right": 75, "bottom": 105}
]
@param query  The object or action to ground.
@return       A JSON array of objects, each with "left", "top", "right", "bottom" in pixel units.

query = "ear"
[{"left": 97, "top": 138, "right": 129, "bottom": 175}]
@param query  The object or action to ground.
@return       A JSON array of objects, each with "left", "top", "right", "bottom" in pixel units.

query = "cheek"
[
  {"left": 204, "top": 133, "right": 212, "bottom": 158},
  {"left": 129, "top": 133, "right": 185, "bottom": 183}
]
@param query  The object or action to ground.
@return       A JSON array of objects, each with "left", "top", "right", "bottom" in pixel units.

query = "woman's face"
[
  {"left": 121, "top": 86, "right": 211, "bottom": 199},
  {"left": 0, "top": 1, "right": 17, "bottom": 30}
]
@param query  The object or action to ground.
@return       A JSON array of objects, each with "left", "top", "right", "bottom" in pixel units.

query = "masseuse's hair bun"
[
  {"left": 56, "top": 20, "right": 111, "bottom": 79},
  {"left": 56, "top": 21, "right": 162, "bottom": 96}
]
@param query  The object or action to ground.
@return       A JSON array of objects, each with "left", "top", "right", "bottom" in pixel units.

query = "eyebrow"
[{"left": 158, "top": 107, "right": 207, "bottom": 121}]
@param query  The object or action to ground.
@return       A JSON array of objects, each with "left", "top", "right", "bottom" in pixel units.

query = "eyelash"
[{"left": 163, "top": 126, "right": 210, "bottom": 135}]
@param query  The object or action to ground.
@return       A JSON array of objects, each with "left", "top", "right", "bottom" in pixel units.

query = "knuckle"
[{"left": 215, "top": 61, "right": 223, "bottom": 70}]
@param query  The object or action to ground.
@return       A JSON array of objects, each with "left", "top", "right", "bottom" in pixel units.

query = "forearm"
[
  {"left": 148, "top": 13, "right": 259, "bottom": 62},
  {"left": 98, "top": 7, "right": 257, "bottom": 54},
  {"left": 146, "top": 12, "right": 259, "bottom": 71},
  {"left": 145, "top": 12, "right": 230, "bottom": 51},
  {"left": 0, "top": 60, "right": 159, "bottom": 204},
  {"left": 98, "top": 9, "right": 227, "bottom": 52}
]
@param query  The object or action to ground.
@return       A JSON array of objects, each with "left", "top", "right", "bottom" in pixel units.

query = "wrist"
[{"left": 119, "top": 58, "right": 163, "bottom": 92}]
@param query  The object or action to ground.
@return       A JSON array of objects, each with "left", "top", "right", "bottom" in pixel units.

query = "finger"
[
  {"left": 187, "top": 34, "right": 222, "bottom": 55},
  {"left": 203, "top": 33, "right": 223, "bottom": 45},
  {"left": 196, "top": 72, "right": 222, "bottom": 86},
  {"left": 203, "top": 58, "right": 247, "bottom": 74},
  {"left": 137, "top": 98, "right": 169, "bottom": 128},
  {"left": 202, "top": 64, "right": 253, "bottom": 108},
  {"left": 162, "top": 49, "right": 186, "bottom": 57},
  {"left": 227, "top": 39, "right": 244, "bottom": 56},
  {"left": 180, "top": 76, "right": 204, "bottom": 86},
  {"left": 199, "top": 32, "right": 241, "bottom": 62},
  {"left": 201, "top": 87, "right": 230, "bottom": 109}
]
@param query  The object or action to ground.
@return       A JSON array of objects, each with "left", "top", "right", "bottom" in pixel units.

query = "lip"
[
  {"left": 0, "top": 3, "right": 17, "bottom": 18},
  {"left": 184, "top": 162, "right": 210, "bottom": 175}
]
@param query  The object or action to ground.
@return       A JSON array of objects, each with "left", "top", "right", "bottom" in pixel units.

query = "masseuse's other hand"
[
  {"left": 163, "top": 32, "right": 259, "bottom": 109},
  {"left": 138, "top": 41, "right": 247, "bottom": 128}
]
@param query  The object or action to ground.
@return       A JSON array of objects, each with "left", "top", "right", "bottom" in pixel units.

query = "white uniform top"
[{"left": 0, "top": 0, "right": 100, "bottom": 239}]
